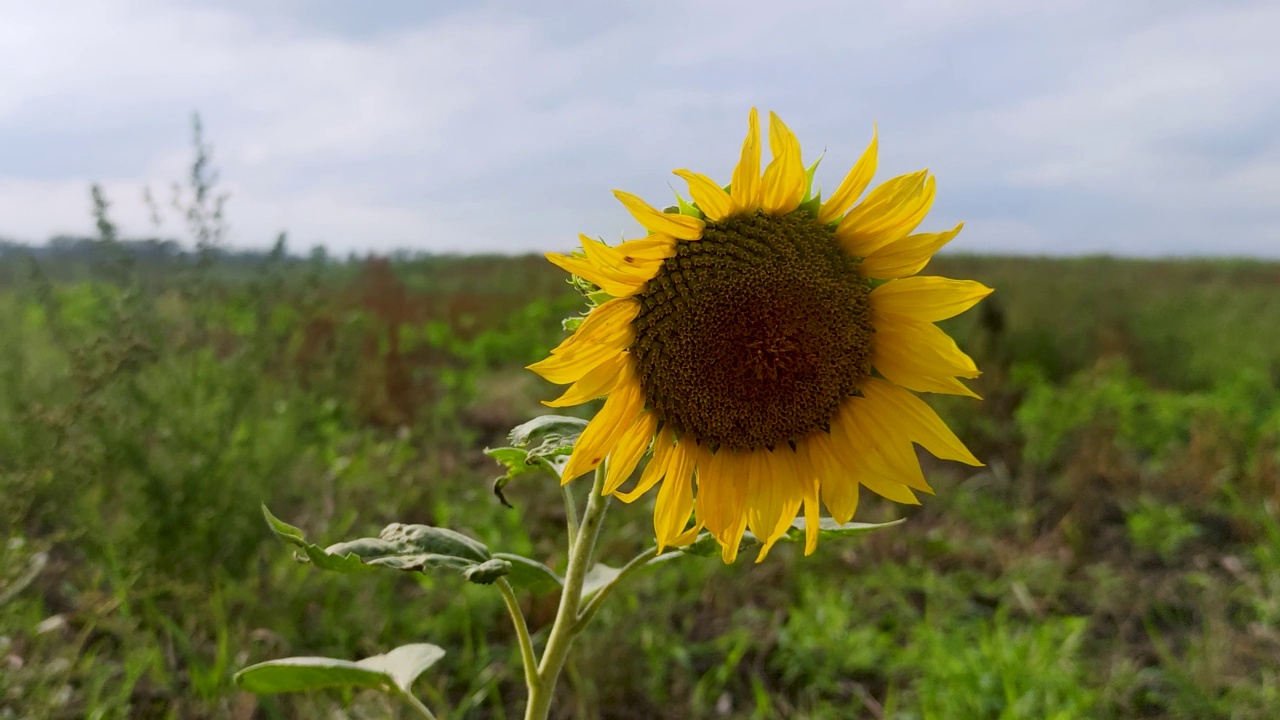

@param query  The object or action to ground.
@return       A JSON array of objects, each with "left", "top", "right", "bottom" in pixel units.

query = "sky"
[{"left": 1, "top": 0, "right": 1277, "bottom": 257}]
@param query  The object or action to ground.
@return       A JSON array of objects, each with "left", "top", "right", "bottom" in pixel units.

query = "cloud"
[{"left": 0, "top": 0, "right": 1277, "bottom": 256}]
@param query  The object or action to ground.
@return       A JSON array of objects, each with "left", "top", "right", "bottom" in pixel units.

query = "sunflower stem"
[
  {"left": 497, "top": 577, "right": 540, "bottom": 700},
  {"left": 524, "top": 464, "right": 610, "bottom": 720},
  {"left": 560, "top": 482, "right": 580, "bottom": 546}
]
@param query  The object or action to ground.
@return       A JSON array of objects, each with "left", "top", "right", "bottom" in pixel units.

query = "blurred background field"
[{"left": 4, "top": 190, "right": 1280, "bottom": 719}]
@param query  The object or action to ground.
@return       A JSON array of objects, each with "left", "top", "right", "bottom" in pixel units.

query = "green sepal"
[
  {"left": 674, "top": 193, "right": 705, "bottom": 220},
  {"left": 802, "top": 154, "right": 823, "bottom": 202},
  {"left": 235, "top": 643, "right": 445, "bottom": 697},
  {"left": 797, "top": 191, "right": 822, "bottom": 219},
  {"left": 487, "top": 415, "right": 588, "bottom": 504}
]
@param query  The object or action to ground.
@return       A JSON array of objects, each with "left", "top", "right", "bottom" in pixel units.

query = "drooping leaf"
[
  {"left": 492, "top": 552, "right": 564, "bottom": 594},
  {"left": 235, "top": 643, "right": 445, "bottom": 696},
  {"left": 261, "top": 505, "right": 372, "bottom": 573},
  {"left": 322, "top": 523, "right": 495, "bottom": 579},
  {"left": 261, "top": 507, "right": 504, "bottom": 584}
]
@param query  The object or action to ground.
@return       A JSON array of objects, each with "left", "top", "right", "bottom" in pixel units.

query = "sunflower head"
[{"left": 529, "top": 109, "right": 991, "bottom": 563}]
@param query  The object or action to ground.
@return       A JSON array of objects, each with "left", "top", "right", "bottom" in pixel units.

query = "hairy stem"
[
  {"left": 497, "top": 577, "right": 540, "bottom": 698},
  {"left": 524, "top": 465, "right": 610, "bottom": 720}
]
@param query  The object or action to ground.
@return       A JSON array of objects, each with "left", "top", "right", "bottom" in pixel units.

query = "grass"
[{"left": 3, "top": 233, "right": 1280, "bottom": 718}]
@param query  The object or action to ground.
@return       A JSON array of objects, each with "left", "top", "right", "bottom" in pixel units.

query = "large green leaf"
[{"left": 235, "top": 643, "right": 444, "bottom": 696}]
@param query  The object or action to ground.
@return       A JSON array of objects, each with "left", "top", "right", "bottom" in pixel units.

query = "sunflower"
[{"left": 529, "top": 109, "right": 991, "bottom": 563}]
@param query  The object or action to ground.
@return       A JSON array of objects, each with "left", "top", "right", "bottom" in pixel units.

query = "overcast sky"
[{"left": 1, "top": 0, "right": 1277, "bottom": 256}]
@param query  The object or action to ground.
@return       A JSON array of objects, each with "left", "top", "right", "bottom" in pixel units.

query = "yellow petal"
[
  {"left": 674, "top": 169, "right": 737, "bottom": 222},
  {"left": 858, "top": 473, "right": 921, "bottom": 505},
  {"left": 551, "top": 297, "right": 639, "bottom": 357},
  {"left": 613, "top": 190, "right": 705, "bottom": 241},
  {"left": 871, "top": 276, "right": 993, "bottom": 323},
  {"left": 859, "top": 378, "right": 982, "bottom": 466},
  {"left": 841, "top": 397, "right": 932, "bottom": 494},
  {"left": 836, "top": 171, "right": 936, "bottom": 257},
  {"left": 828, "top": 404, "right": 921, "bottom": 505},
  {"left": 614, "top": 234, "right": 678, "bottom": 261},
  {"left": 751, "top": 448, "right": 804, "bottom": 563},
  {"left": 527, "top": 298, "right": 638, "bottom": 384},
  {"left": 818, "top": 126, "right": 878, "bottom": 224},
  {"left": 546, "top": 252, "right": 644, "bottom": 297},
  {"left": 730, "top": 108, "right": 762, "bottom": 210},
  {"left": 602, "top": 410, "right": 659, "bottom": 495},
  {"left": 583, "top": 234, "right": 675, "bottom": 275},
  {"left": 580, "top": 236, "right": 665, "bottom": 283},
  {"left": 654, "top": 442, "right": 697, "bottom": 552},
  {"left": 542, "top": 352, "right": 627, "bottom": 407},
  {"left": 615, "top": 425, "right": 676, "bottom": 503},
  {"left": 694, "top": 445, "right": 739, "bottom": 539},
  {"left": 669, "top": 520, "right": 705, "bottom": 548},
  {"left": 804, "top": 430, "right": 860, "bottom": 524},
  {"left": 560, "top": 365, "right": 644, "bottom": 482},
  {"left": 859, "top": 223, "right": 962, "bottom": 280},
  {"left": 872, "top": 315, "right": 981, "bottom": 397},
  {"left": 793, "top": 450, "right": 821, "bottom": 556},
  {"left": 527, "top": 344, "right": 620, "bottom": 385},
  {"left": 760, "top": 111, "right": 805, "bottom": 215},
  {"left": 705, "top": 451, "right": 750, "bottom": 563}
]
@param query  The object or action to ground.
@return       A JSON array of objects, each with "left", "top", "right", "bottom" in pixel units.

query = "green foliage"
[
  {"left": 1127, "top": 499, "right": 1202, "bottom": 563},
  {"left": 6, "top": 214, "right": 1280, "bottom": 718}
]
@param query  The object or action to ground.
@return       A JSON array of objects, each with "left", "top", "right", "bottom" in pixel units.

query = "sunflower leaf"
[
  {"left": 261, "top": 505, "right": 372, "bottom": 574},
  {"left": 235, "top": 643, "right": 445, "bottom": 697},
  {"left": 261, "top": 506, "right": 504, "bottom": 583},
  {"left": 488, "top": 416, "right": 588, "bottom": 501},
  {"left": 492, "top": 552, "right": 564, "bottom": 594},
  {"left": 581, "top": 563, "right": 622, "bottom": 600}
]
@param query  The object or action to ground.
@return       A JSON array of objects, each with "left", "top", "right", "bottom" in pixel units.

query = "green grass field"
[{"left": 3, "top": 245, "right": 1280, "bottom": 718}]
